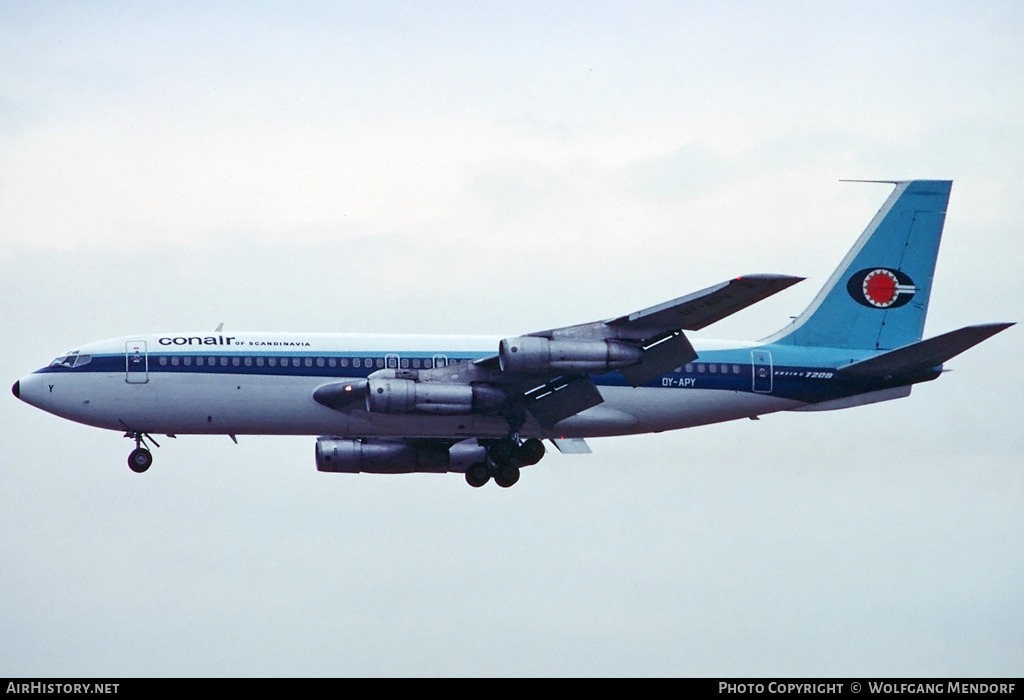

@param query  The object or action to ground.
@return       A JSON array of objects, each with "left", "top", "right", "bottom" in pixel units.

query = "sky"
[{"left": 1, "top": 1, "right": 1022, "bottom": 677}]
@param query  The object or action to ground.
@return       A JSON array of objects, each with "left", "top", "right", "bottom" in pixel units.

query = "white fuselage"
[{"left": 16, "top": 332, "right": 803, "bottom": 440}]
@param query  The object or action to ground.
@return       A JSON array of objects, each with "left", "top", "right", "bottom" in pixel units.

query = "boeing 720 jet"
[{"left": 12, "top": 180, "right": 1013, "bottom": 487}]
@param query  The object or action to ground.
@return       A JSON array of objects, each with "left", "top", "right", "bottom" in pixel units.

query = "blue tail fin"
[{"left": 768, "top": 180, "right": 952, "bottom": 350}]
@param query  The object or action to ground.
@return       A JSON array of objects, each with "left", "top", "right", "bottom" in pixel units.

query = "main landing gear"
[
  {"left": 465, "top": 437, "right": 546, "bottom": 489},
  {"left": 124, "top": 431, "right": 159, "bottom": 473}
]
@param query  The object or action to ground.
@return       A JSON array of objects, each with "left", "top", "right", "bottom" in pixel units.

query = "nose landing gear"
[
  {"left": 128, "top": 447, "right": 153, "bottom": 473},
  {"left": 124, "top": 430, "right": 159, "bottom": 473}
]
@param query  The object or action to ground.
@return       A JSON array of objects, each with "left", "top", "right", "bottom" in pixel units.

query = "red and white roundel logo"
[
  {"left": 846, "top": 268, "right": 917, "bottom": 309},
  {"left": 863, "top": 269, "right": 900, "bottom": 307}
]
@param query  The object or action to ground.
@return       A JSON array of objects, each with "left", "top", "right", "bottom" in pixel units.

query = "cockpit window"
[
  {"left": 50, "top": 353, "right": 75, "bottom": 368},
  {"left": 49, "top": 351, "right": 92, "bottom": 368}
]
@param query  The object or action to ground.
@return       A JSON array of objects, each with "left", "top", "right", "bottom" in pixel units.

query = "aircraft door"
[
  {"left": 385, "top": 353, "right": 400, "bottom": 370},
  {"left": 751, "top": 350, "right": 772, "bottom": 393},
  {"left": 432, "top": 354, "right": 448, "bottom": 369},
  {"left": 125, "top": 340, "right": 149, "bottom": 384}
]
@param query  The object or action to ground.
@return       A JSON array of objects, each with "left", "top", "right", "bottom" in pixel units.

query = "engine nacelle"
[
  {"left": 365, "top": 378, "right": 505, "bottom": 415},
  {"left": 316, "top": 438, "right": 448, "bottom": 474},
  {"left": 315, "top": 438, "right": 488, "bottom": 474},
  {"left": 498, "top": 336, "right": 642, "bottom": 374}
]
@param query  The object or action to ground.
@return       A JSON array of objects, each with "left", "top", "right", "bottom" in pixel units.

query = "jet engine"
[
  {"left": 498, "top": 336, "right": 642, "bottom": 374},
  {"left": 315, "top": 438, "right": 487, "bottom": 474},
  {"left": 365, "top": 378, "right": 505, "bottom": 415}
]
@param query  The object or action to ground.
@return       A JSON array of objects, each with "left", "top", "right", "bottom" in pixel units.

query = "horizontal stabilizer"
[
  {"left": 607, "top": 274, "right": 804, "bottom": 333},
  {"left": 837, "top": 323, "right": 1014, "bottom": 378}
]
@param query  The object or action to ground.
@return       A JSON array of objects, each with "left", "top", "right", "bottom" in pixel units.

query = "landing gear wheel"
[
  {"left": 493, "top": 463, "right": 520, "bottom": 488},
  {"left": 489, "top": 439, "right": 518, "bottom": 466},
  {"left": 517, "top": 438, "right": 545, "bottom": 466},
  {"left": 465, "top": 462, "right": 490, "bottom": 488},
  {"left": 128, "top": 447, "right": 153, "bottom": 473},
  {"left": 123, "top": 429, "right": 160, "bottom": 473}
]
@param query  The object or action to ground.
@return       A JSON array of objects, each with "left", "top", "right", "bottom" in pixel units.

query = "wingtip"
[
  {"left": 735, "top": 273, "right": 806, "bottom": 286},
  {"left": 969, "top": 321, "right": 1016, "bottom": 334}
]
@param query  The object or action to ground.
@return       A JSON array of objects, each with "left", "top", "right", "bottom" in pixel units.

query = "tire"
[
  {"left": 488, "top": 439, "right": 517, "bottom": 466},
  {"left": 465, "top": 462, "right": 490, "bottom": 488},
  {"left": 517, "top": 438, "right": 545, "bottom": 466},
  {"left": 493, "top": 464, "right": 520, "bottom": 488},
  {"left": 128, "top": 448, "right": 153, "bottom": 473}
]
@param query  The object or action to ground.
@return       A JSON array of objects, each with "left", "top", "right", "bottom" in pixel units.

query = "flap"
[
  {"left": 618, "top": 330, "right": 698, "bottom": 387},
  {"left": 524, "top": 375, "right": 605, "bottom": 429},
  {"left": 550, "top": 438, "right": 592, "bottom": 454}
]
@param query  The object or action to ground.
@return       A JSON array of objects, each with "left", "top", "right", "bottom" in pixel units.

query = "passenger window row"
[
  {"left": 152, "top": 355, "right": 745, "bottom": 375},
  {"left": 674, "top": 363, "right": 744, "bottom": 374},
  {"left": 154, "top": 356, "right": 447, "bottom": 369}
]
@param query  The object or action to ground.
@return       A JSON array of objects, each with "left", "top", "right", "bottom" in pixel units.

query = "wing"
[
  {"left": 315, "top": 274, "right": 803, "bottom": 430},
  {"left": 490, "top": 274, "right": 802, "bottom": 427},
  {"left": 515, "top": 274, "right": 804, "bottom": 389},
  {"left": 605, "top": 274, "right": 806, "bottom": 333}
]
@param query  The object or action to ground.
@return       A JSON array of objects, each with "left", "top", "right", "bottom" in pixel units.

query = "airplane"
[{"left": 12, "top": 180, "right": 1013, "bottom": 488}]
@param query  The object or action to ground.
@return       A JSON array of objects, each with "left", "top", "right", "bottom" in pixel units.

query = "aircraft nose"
[{"left": 11, "top": 380, "right": 19, "bottom": 399}]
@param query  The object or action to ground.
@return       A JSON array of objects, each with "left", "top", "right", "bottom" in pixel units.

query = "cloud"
[{"left": 2, "top": 1, "right": 1022, "bottom": 677}]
